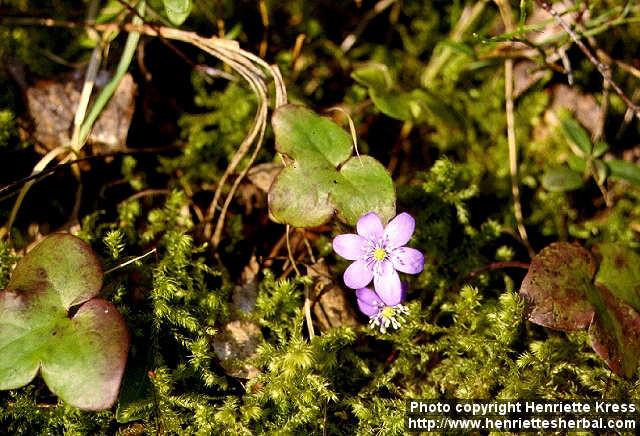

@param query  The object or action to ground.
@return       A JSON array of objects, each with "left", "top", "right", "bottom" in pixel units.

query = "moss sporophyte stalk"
[{"left": 333, "top": 211, "right": 424, "bottom": 332}]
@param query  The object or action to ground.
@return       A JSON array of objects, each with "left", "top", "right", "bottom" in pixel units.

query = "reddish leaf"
[
  {"left": 519, "top": 242, "right": 597, "bottom": 331},
  {"left": 0, "top": 234, "right": 129, "bottom": 410},
  {"left": 588, "top": 285, "right": 640, "bottom": 378}
]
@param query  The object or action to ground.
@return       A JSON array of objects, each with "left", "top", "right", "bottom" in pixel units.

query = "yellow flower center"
[
  {"left": 373, "top": 248, "right": 387, "bottom": 261},
  {"left": 380, "top": 306, "right": 395, "bottom": 318}
]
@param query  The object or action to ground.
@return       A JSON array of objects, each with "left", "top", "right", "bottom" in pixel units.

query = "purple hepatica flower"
[
  {"left": 356, "top": 285, "right": 408, "bottom": 333},
  {"left": 333, "top": 212, "right": 424, "bottom": 303}
]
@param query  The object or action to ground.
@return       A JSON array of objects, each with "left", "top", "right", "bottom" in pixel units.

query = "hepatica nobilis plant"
[
  {"left": 333, "top": 212, "right": 424, "bottom": 332},
  {"left": 0, "top": 234, "right": 129, "bottom": 410}
]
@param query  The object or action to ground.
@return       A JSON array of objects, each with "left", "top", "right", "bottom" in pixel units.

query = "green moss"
[{"left": 1, "top": 0, "right": 640, "bottom": 433}]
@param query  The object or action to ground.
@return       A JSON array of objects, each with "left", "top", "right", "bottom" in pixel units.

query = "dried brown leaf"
[{"left": 307, "top": 259, "right": 358, "bottom": 331}]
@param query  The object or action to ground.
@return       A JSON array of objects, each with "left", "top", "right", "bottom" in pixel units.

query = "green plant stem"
[
  {"left": 421, "top": 0, "right": 488, "bottom": 87},
  {"left": 78, "top": 1, "right": 146, "bottom": 147}
]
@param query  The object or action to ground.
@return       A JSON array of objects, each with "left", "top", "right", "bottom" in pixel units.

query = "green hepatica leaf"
[
  {"left": 352, "top": 62, "right": 459, "bottom": 125},
  {"left": 370, "top": 88, "right": 460, "bottom": 124},
  {"left": 268, "top": 105, "right": 396, "bottom": 227},
  {"left": 164, "top": 0, "right": 191, "bottom": 25},
  {"left": 0, "top": 234, "right": 129, "bottom": 410},
  {"left": 519, "top": 242, "right": 597, "bottom": 331}
]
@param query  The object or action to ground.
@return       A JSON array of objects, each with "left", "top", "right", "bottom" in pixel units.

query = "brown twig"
[
  {"left": 340, "top": 0, "right": 397, "bottom": 52},
  {"left": 451, "top": 259, "right": 530, "bottom": 294},
  {"left": 117, "top": 188, "right": 171, "bottom": 206},
  {"left": 104, "top": 247, "right": 158, "bottom": 274},
  {"left": 0, "top": 146, "right": 181, "bottom": 201},
  {"left": 535, "top": 0, "right": 640, "bottom": 120},
  {"left": 465, "top": 260, "right": 531, "bottom": 280},
  {"left": 285, "top": 225, "right": 315, "bottom": 339},
  {"left": 495, "top": 0, "right": 535, "bottom": 258},
  {"left": 258, "top": 0, "right": 269, "bottom": 58}
]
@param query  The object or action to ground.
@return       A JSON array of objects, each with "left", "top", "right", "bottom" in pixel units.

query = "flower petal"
[
  {"left": 373, "top": 261, "right": 402, "bottom": 306},
  {"left": 357, "top": 212, "right": 383, "bottom": 241},
  {"left": 343, "top": 260, "right": 373, "bottom": 289},
  {"left": 383, "top": 212, "right": 415, "bottom": 249},
  {"left": 390, "top": 247, "right": 424, "bottom": 274},
  {"left": 333, "top": 234, "right": 366, "bottom": 260},
  {"left": 355, "top": 287, "right": 381, "bottom": 317}
]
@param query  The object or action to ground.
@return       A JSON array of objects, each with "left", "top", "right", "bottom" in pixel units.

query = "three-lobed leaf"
[
  {"left": 520, "top": 241, "right": 640, "bottom": 377},
  {"left": 268, "top": 105, "right": 396, "bottom": 227},
  {"left": 0, "top": 234, "right": 129, "bottom": 410}
]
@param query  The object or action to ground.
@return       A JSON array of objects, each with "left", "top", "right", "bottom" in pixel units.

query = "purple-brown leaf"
[
  {"left": 519, "top": 242, "right": 597, "bottom": 331},
  {"left": 0, "top": 234, "right": 129, "bottom": 410},
  {"left": 588, "top": 285, "right": 640, "bottom": 378}
]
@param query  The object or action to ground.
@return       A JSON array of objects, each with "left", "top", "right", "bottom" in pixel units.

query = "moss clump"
[{"left": 1, "top": 0, "right": 640, "bottom": 434}]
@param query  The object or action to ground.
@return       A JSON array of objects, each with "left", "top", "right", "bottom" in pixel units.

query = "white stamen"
[{"left": 368, "top": 304, "right": 408, "bottom": 334}]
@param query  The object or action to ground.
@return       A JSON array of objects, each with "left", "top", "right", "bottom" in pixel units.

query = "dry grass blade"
[
  {"left": 0, "top": 146, "right": 73, "bottom": 239},
  {"left": 495, "top": 0, "right": 534, "bottom": 258},
  {"left": 0, "top": 19, "right": 288, "bottom": 248}
]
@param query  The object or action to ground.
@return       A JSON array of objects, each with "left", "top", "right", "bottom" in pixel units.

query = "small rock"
[
  {"left": 212, "top": 320, "right": 262, "bottom": 379},
  {"left": 25, "top": 71, "right": 136, "bottom": 153},
  {"left": 231, "top": 255, "right": 260, "bottom": 314}
]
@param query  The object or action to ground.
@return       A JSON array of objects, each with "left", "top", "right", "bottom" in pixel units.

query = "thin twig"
[
  {"left": 617, "top": 88, "right": 640, "bottom": 138},
  {"left": 258, "top": 0, "right": 269, "bottom": 58},
  {"left": 117, "top": 188, "right": 171, "bottom": 206},
  {"left": 286, "top": 225, "right": 315, "bottom": 339},
  {"left": 535, "top": 0, "right": 640, "bottom": 119},
  {"left": 495, "top": 0, "right": 535, "bottom": 258},
  {"left": 286, "top": 225, "right": 301, "bottom": 277},
  {"left": 302, "top": 232, "right": 317, "bottom": 264},
  {"left": 0, "top": 146, "right": 182, "bottom": 202},
  {"left": 558, "top": 46, "right": 573, "bottom": 85},
  {"left": 340, "top": 0, "right": 396, "bottom": 52},
  {"left": 104, "top": 248, "right": 157, "bottom": 274},
  {"left": 451, "top": 260, "right": 531, "bottom": 293},
  {"left": 466, "top": 260, "right": 531, "bottom": 279},
  {"left": 0, "top": 16, "right": 287, "bottom": 250}
]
